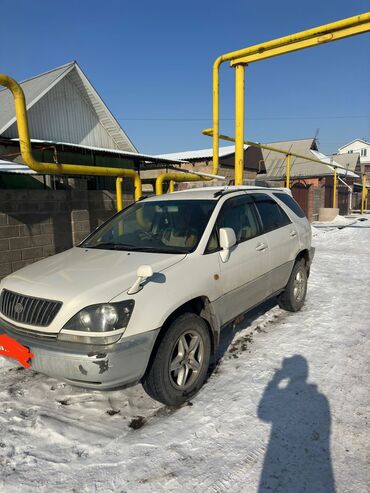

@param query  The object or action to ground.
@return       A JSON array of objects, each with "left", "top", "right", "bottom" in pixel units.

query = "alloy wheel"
[{"left": 169, "top": 331, "right": 204, "bottom": 390}]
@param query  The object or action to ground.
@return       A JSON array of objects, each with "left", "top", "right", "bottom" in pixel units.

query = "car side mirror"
[
  {"left": 137, "top": 265, "right": 153, "bottom": 278},
  {"left": 128, "top": 265, "right": 153, "bottom": 295},
  {"left": 219, "top": 227, "right": 236, "bottom": 262}
]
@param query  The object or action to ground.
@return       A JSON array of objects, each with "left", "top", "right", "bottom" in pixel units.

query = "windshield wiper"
[
  {"left": 82, "top": 243, "right": 187, "bottom": 254},
  {"left": 131, "top": 246, "right": 187, "bottom": 254},
  {"left": 83, "top": 242, "right": 137, "bottom": 251}
]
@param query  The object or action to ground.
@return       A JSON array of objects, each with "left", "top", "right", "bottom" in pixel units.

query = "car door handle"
[
  {"left": 289, "top": 231, "right": 297, "bottom": 238},
  {"left": 256, "top": 243, "right": 267, "bottom": 251}
]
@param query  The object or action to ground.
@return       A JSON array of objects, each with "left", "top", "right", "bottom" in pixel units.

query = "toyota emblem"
[{"left": 14, "top": 303, "right": 24, "bottom": 314}]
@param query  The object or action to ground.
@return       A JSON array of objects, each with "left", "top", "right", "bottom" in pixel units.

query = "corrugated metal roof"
[
  {"left": 156, "top": 144, "right": 249, "bottom": 161},
  {"left": 258, "top": 138, "right": 358, "bottom": 180},
  {"left": 0, "top": 63, "right": 74, "bottom": 134},
  {"left": 328, "top": 153, "right": 360, "bottom": 172},
  {"left": 8, "top": 138, "right": 188, "bottom": 165},
  {"left": 0, "top": 62, "right": 137, "bottom": 153}
]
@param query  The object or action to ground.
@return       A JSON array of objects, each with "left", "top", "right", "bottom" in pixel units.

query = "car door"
[
  {"left": 252, "top": 193, "right": 300, "bottom": 294},
  {"left": 209, "top": 194, "right": 271, "bottom": 326}
]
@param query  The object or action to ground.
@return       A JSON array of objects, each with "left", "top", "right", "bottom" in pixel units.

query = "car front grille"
[{"left": 0, "top": 289, "right": 62, "bottom": 327}]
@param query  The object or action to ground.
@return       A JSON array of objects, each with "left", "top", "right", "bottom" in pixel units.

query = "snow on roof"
[
  {"left": 0, "top": 159, "right": 37, "bottom": 174},
  {"left": 155, "top": 145, "right": 249, "bottom": 161}
]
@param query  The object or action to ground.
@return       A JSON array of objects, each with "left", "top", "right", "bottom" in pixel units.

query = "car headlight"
[{"left": 58, "top": 300, "right": 135, "bottom": 344}]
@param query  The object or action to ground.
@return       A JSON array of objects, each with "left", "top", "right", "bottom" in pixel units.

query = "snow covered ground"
[{"left": 0, "top": 217, "right": 369, "bottom": 492}]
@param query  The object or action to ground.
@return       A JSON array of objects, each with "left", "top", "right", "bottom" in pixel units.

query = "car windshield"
[{"left": 80, "top": 199, "right": 216, "bottom": 254}]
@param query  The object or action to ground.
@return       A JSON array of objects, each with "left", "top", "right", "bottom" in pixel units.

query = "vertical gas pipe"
[
  {"left": 235, "top": 64, "right": 245, "bottom": 185},
  {"left": 116, "top": 177, "right": 123, "bottom": 211},
  {"left": 286, "top": 154, "right": 291, "bottom": 188}
]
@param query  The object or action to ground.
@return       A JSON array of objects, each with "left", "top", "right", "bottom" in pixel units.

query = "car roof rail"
[{"left": 213, "top": 189, "right": 246, "bottom": 198}]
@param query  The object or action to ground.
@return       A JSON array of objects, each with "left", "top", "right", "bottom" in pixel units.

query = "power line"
[{"left": 117, "top": 115, "right": 370, "bottom": 121}]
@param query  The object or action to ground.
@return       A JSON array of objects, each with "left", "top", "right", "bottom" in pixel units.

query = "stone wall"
[{"left": 0, "top": 189, "right": 132, "bottom": 280}]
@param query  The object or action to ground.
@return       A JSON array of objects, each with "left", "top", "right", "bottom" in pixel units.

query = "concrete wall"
[{"left": 0, "top": 189, "right": 132, "bottom": 281}]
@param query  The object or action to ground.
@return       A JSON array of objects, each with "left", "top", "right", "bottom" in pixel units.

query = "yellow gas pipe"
[
  {"left": 209, "top": 13, "right": 370, "bottom": 187},
  {"left": 155, "top": 173, "right": 204, "bottom": 196},
  {"left": 0, "top": 74, "right": 142, "bottom": 210},
  {"left": 202, "top": 129, "right": 343, "bottom": 171},
  {"left": 116, "top": 177, "right": 124, "bottom": 211},
  {"left": 286, "top": 154, "right": 291, "bottom": 189},
  {"left": 235, "top": 64, "right": 245, "bottom": 186}
]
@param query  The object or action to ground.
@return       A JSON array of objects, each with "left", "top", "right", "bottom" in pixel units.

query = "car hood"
[{"left": 1, "top": 247, "right": 186, "bottom": 307}]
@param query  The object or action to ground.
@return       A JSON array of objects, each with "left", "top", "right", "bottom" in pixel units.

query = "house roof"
[
  {"left": 0, "top": 159, "right": 37, "bottom": 174},
  {"left": 0, "top": 62, "right": 137, "bottom": 153},
  {"left": 328, "top": 153, "right": 360, "bottom": 172},
  {"left": 5, "top": 138, "right": 188, "bottom": 166},
  {"left": 258, "top": 138, "right": 358, "bottom": 180},
  {"left": 156, "top": 144, "right": 249, "bottom": 161},
  {"left": 0, "top": 63, "right": 72, "bottom": 134},
  {"left": 338, "top": 138, "right": 370, "bottom": 150}
]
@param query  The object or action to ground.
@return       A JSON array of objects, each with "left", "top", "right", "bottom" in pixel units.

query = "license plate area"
[{"left": 0, "top": 334, "right": 34, "bottom": 368}]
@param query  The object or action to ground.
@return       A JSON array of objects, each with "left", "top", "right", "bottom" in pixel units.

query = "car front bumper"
[{"left": 0, "top": 317, "right": 159, "bottom": 390}]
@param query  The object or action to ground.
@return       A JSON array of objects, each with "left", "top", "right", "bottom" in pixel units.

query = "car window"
[
  {"left": 273, "top": 192, "right": 306, "bottom": 218},
  {"left": 81, "top": 199, "right": 216, "bottom": 254},
  {"left": 252, "top": 194, "right": 291, "bottom": 233},
  {"left": 205, "top": 227, "right": 220, "bottom": 254},
  {"left": 217, "top": 195, "right": 260, "bottom": 244}
]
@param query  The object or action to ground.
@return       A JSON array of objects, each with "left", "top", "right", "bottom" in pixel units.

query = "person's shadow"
[{"left": 257, "top": 355, "right": 336, "bottom": 493}]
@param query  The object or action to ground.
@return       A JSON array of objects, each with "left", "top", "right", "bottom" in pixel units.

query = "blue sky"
[{"left": 0, "top": 0, "right": 369, "bottom": 155}]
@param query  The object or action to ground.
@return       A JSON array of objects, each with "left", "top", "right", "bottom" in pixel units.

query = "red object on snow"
[{"left": 0, "top": 334, "right": 34, "bottom": 368}]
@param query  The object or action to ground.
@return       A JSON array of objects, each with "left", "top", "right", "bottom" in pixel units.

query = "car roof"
[{"left": 143, "top": 185, "right": 290, "bottom": 202}]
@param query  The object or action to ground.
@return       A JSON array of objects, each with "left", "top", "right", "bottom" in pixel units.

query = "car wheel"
[
  {"left": 278, "top": 259, "right": 307, "bottom": 312},
  {"left": 143, "top": 313, "right": 211, "bottom": 406}
]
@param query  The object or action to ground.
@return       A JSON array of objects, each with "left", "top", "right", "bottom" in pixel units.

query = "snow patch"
[{"left": 0, "top": 219, "right": 369, "bottom": 492}]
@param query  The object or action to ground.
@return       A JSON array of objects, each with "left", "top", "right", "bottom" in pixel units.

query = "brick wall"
[{"left": 0, "top": 190, "right": 132, "bottom": 280}]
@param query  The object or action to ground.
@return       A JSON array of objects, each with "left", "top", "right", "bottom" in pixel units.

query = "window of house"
[{"left": 252, "top": 194, "right": 291, "bottom": 233}]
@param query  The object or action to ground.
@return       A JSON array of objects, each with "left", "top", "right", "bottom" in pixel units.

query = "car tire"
[
  {"left": 278, "top": 259, "right": 307, "bottom": 312},
  {"left": 142, "top": 313, "right": 211, "bottom": 406}
]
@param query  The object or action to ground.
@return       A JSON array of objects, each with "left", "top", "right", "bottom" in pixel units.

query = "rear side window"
[
  {"left": 273, "top": 192, "right": 306, "bottom": 218},
  {"left": 205, "top": 195, "right": 261, "bottom": 253},
  {"left": 253, "top": 194, "right": 291, "bottom": 233},
  {"left": 217, "top": 195, "right": 261, "bottom": 244}
]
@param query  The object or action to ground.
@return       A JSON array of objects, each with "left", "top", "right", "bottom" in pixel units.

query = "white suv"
[{"left": 0, "top": 186, "right": 314, "bottom": 405}]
